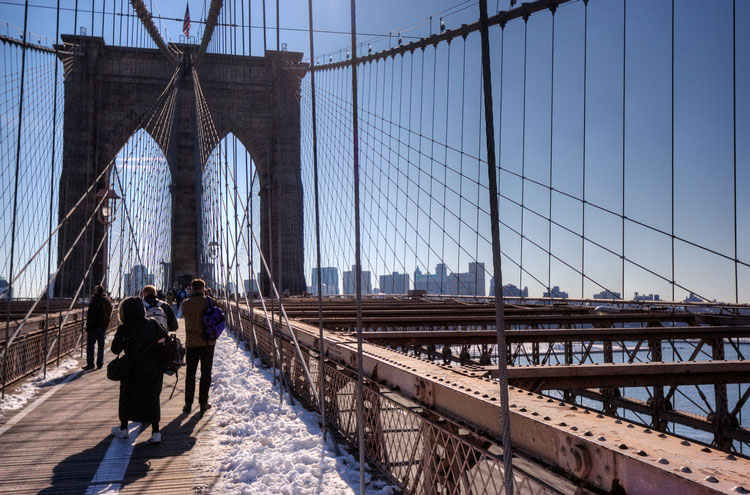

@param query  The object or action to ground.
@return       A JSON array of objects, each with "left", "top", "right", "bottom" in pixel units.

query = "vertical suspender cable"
[
  {"left": 581, "top": 0, "right": 588, "bottom": 299},
  {"left": 262, "top": 0, "right": 267, "bottom": 53},
  {"left": 519, "top": 16, "right": 527, "bottom": 296},
  {"left": 276, "top": 0, "right": 280, "bottom": 51},
  {"left": 547, "top": 7, "right": 555, "bottom": 300},
  {"left": 478, "top": 1, "right": 512, "bottom": 493},
  {"left": 307, "top": 0, "right": 328, "bottom": 441},
  {"left": 671, "top": 0, "right": 675, "bottom": 302},
  {"left": 621, "top": 0, "right": 626, "bottom": 301},
  {"left": 732, "top": 0, "right": 737, "bottom": 305},
  {"left": 2, "top": 0, "right": 30, "bottom": 399},
  {"left": 43, "top": 0, "right": 63, "bottom": 380},
  {"left": 348, "top": 1, "right": 366, "bottom": 491}
]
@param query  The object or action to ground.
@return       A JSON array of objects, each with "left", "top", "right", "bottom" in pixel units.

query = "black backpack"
[{"left": 159, "top": 333, "right": 186, "bottom": 399}]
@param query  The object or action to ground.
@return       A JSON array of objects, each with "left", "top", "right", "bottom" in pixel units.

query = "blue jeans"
[{"left": 86, "top": 327, "right": 106, "bottom": 368}]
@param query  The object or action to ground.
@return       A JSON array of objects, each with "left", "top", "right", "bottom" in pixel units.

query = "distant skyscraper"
[
  {"left": 123, "top": 265, "right": 155, "bottom": 296},
  {"left": 379, "top": 272, "right": 410, "bottom": 294},
  {"left": 593, "top": 290, "right": 621, "bottom": 300},
  {"left": 684, "top": 292, "right": 703, "bottom": 303},
  {"left": 312, "top": 267, "right": 339, "bottom": 295},
  {"left": 343, "top": 265, "right": 372, "bottom": 295},
  {"left": 633, "top": 292, "right": 660, "bottom": 301},
  {"left": 415, "top": 263, "right": 485, "bottom": 296},
  {"left": 492, "top": 282, "right": 528, "bottom": 298},
  {"left": 244, "top": 278, "right": 260, "bottom": 295},
  {"left": 543, "top": 286, "right": 569, "bottom": 298}
]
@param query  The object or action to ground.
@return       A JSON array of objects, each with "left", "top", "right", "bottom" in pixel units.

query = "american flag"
[{"left": 183, "top": 4, "right": 191, "bottom": 38}]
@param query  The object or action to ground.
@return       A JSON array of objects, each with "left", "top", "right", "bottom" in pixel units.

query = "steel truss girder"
[{"left": 236, "top": 303, "right": 750, "bottom": 495}]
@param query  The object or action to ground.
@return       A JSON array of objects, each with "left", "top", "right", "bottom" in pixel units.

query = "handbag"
[{"left": 106, "top": 353, "right": 131, "bottom": 381}]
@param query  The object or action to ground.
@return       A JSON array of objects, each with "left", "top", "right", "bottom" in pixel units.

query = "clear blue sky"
[{"left": 0, "top": 0, "right": 747, "bottom": 302}]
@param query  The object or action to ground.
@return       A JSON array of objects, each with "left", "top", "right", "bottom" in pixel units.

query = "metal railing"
[
  {"left": 225, "top": 302, "right": 563, "bottom": 495},
  {"left": 0, "top": 305, "right": 118, "bottom": 386}
]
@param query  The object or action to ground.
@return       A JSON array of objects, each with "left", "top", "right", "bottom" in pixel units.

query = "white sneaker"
[
  {"left": 148, "top": 432, "right": 161, "bottom": 444},
  {"left": 111, "top": 426, "right": 129, "bottom": 439}
]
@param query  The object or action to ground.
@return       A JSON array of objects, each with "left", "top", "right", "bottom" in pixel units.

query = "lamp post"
[
  {"left": 207, "top": 240, "right": 219, "bottom": 291},
  {"left": 95, "top": 188, "right": 120, "bottom": 292}
]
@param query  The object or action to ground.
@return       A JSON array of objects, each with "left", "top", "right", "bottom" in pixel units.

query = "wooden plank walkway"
[{"left": 0, "top": 319, "right": 221, "bottom": 494}]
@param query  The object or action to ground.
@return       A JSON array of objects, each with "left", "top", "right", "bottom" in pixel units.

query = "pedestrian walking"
[
  {"left": 110, "top": 297, "right": 168, "bottom": 444},
  {"left": 84, "top": 285, "right": 113, "bottom": 370},
  {"left": 141, "top": 285, "right": 178, "bottom": 333},
  {"left": 180, "top": 278, "right": 216, "bottom": 415}
]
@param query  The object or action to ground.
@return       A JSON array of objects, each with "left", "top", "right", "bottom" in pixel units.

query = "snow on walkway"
[
  {"left": 0, "top": 357, "right": 80, "bottom": 418},
  {"left": 193, "top": 333, "right": 395, "bottom": 495}
]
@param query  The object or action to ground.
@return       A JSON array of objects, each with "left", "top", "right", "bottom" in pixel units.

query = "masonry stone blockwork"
[{"left": 55, "top": 35, "right": 306, "bottom": 296}]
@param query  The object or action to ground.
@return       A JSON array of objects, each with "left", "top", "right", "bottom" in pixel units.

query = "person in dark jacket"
[
  {"left": 84, "top": 285, "right": 113, "bottom": 370},
  {"left": 141, "top": 285, "right": 178, "bottom": 332},
  {"left": 110, "top": 297, "right": 168, "bottom": 444},
  {"left": 181, "top": 279, "right": 215, "bottom": 415}
]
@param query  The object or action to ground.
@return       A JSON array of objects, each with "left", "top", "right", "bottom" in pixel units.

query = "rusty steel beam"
[
  {"left": 233, "top": 303, "right": 750, "bottom": 494},
  {"left": 570, "top": 388, "right": 750, "bottom": 446},
  {"left": 300, "top": 312, "right": 702, "bottom": 329},
  {"left": 493, "top": 360, "right": 750, "bottom": 389},
  {"left": 359, "top": 326, "right": 750, "bottom": 346}
]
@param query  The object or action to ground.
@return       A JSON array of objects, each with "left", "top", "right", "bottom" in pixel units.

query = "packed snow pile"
[
  {"left": 0, "top": 357, "right": 80, "bottom": 417},
  {"left": 194, "top": 334, "right": 395, "bottom": 495}
]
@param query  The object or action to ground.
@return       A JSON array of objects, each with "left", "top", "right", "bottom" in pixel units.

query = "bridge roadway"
[
  {"left": 0, "top": 320, "right": 220, "bottom": 494},
  {"left": 228, "top": 299, "right": 750, "bottom": 495}
]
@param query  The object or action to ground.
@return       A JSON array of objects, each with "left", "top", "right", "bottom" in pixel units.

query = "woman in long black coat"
[{"left": 110, "top": 296, "right": 167, "bottom": 444}]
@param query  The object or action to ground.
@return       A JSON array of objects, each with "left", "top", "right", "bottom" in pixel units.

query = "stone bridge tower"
[{"left": 55, "top": 35, "right": 305, "bottom": 297}]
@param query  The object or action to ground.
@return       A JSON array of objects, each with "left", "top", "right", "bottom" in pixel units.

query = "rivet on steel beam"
[
  {"left": 727, "top": 454, "right": 737, "bottom": 460},
  {"left": 483, "top": 394, "right": 489, "bottom": 398},
  {"left": 637, "top": 450, "right": 647, "bottom": 457},
  {"left": 701, "top": 447, "right": 712, "bottom": 453},
  {"left": 618, "top": 444, "right": 628, "bottom": 450},
  {"left": 510, "top": 404, "right": 517, "bottom": 408},
  {"left": 519, "top": 407, "right": 527, "bottom": 412},
  {"left": 490, "top": 397, "right": 497, "bottom": 401},
  {"left": 596, "top": 414, "right": 604, "bottom": 418},
  {"left": 527, "top": 392, "right": 533, "bottom": 396},
  {"left": 537, "top": 395, "right": 544, "bottom": 399},
  {"left": 615, "top": 420, "right": 623, "bottom": 424},
  {"left": 584, "top": 431, "right": 593, "bottom": 437},
  {"left": 558, "top": 402, "right": 566, "bottom": 406},
  {"left": 644, "top": 428, "right": 652, "bottom": 433},
  {"left": 583, "top": 410, "right": 590, "bottom": 414},
  {"left": 681, "top": 440, "right": 690, "bottom": 446},
  {"left": 598, "top": 436, "right": 606, "bottom": 442},
  {"left": 658, "top": 433, "right": 667, "bottom": 438},
  {"left": 657, "top": 458, "right": 669, "bottom": 464},
  {"left": 627, "top": 424, "right": 634, "bottom": 429},
  {"left": 680, "top": 466, "right": 692, "bottom": 473},
  {"left": 559, "top": 422, "right": 567, "bottom": 427},
  {"left": 570, "top": 426, "right": 578, "bottom": 431},
  {"left": 733, "top": 486, "right": 749, "bottom": 494},
  {"left": 474, "top": 391, "right": 479, "bottom": 395},
  {"left": 547, "top": 399, "right": 554, "bottom": 403},
  {"left": 570, "top": 406, "right": 578, "bottom": 410},
  {"left": 705, "top": 476, "right": 719, "bottom": 483},
  {"left": 532, "top": 411, "right": 538, "bottom": 416}
]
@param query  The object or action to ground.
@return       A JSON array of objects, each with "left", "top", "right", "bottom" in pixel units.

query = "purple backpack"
[{"left": 203, "top": 297, "right": 226, "bottom": 341}]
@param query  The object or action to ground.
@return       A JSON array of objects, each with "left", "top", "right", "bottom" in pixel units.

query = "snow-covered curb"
[
  {"left": 194, "top": 334, "right": 396, "bottom": 494},
  {"left": 0, "top": 357, "right": 80, "bottom": 418}
]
